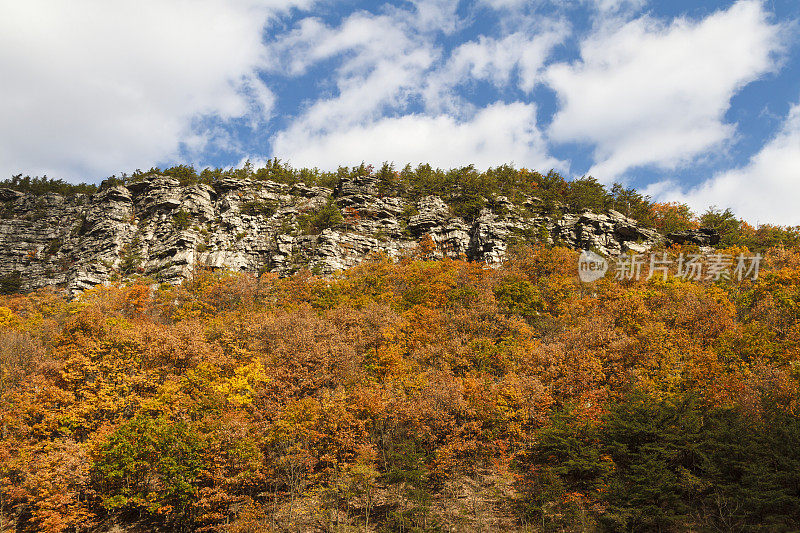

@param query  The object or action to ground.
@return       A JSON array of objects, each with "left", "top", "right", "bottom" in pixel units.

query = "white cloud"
[
  {"left": 268, "top": 3, "right": 566, "bottom": 172},
  {"left": 653, "top": 100, "right": 800, "bottom": 226},
  {"left": 587, "top": 0, "right": 646, "bottom": 14},
  {"left": 480, "top": 0, "right": 645, "bottom": 14},
  {"left": 423, "top": 23, "right": 567, "bottom": 111},
  {"left": 481, "top": 0, "right": 527, "bottom": 9},
  {"left": 273, "top": 102, "right": 562, "bottom": 171},
  {"left": 265, "top": 8, "right": 440, "bottom": 134},
  {"left": 545, "top": 0, "right": 783, "bottom": 181},
  {"left": 400, "top": 0, "right": 462, "bottom": 34},
  {"left": 0, "top": 0, "right": 310, "bottom": 181},
  {"left": 266, "top": 14, "right": 408, "bottom": 77},
  {"left": 6, "top": 0, "right": 792, "bottom": 210}
]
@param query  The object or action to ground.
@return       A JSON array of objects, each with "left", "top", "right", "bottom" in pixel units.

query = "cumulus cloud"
[
  {"left": 652, "top": 100, "right": 800, "bottom": 226},
  {"left": 264, "top": 9, "right": 436, "bottom": 131},
  {"left": 399, "top": 0, "right": 462, "bottom": 34},
  {"left": 4, "top": 0, "right": 795, "bottom": 217},
  {"left": 423, "top": 22, "right": 567, "bottom": 111},
  {"left": 273, "top": 102, "right": 562, "bottom": 171},
  {"left": 0, "top": 0, "right": 310, "bottom": 180},
  {"left": 587, "top": 0, "right": 646, "bottom": 14},
  {"left": 268, "top": 2, "right": 565, "bottom": 170},
  {"left": 480, "top": 0, "right": 645, "bottom": 15},
  {"left": 479, "top": 0, "right": 528, "bottom": 10},
  {"left": 546, "top": 0, "right": 783, "bottom": 181}
]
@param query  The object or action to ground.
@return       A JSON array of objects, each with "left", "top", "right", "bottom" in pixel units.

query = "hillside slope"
[{"left": 1, "top": 247, "right": 800, "bottom": 531}]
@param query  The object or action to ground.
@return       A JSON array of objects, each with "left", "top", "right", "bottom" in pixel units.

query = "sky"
[{"left": 1, "top": 0, "right": 799, "bottom": 224}]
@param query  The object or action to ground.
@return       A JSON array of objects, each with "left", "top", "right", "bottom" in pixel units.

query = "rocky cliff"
[{"left": 0, "top": 174, "right": 714, "bottom": 294}]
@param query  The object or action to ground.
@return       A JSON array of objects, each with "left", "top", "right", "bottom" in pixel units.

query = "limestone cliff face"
[{"left": 0, "top": 174, "right": 712, "bottom": 294}]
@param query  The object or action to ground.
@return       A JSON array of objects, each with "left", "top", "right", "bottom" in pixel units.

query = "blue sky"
[{"left": 1, "top": 0, "right": 799, "bottom": 224}]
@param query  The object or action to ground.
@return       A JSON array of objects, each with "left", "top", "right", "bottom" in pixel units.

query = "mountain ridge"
[{"left": 0, "top": 172, "right": 716, "bottom": 294}]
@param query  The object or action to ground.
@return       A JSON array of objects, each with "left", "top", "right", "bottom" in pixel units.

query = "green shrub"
[
  {"left": 45, "top": 238, "right": 62, "bottom": 256},
  {"left": 298, "top": 198, "right": 344, "bottom": 234},
  {"left": 0, "top": 273, "right": 22, "bottom": 294},
  {"left": 172, "top": 209, "right": 191, "bottom": 230},
  {"left": 0, "top": 174, "right": 97, "bottom": 196},
  {"left": 92, "top": 414, "right": 203, "bottom": 525},
  {"left": 240, "top": 199, "right": 278, "bottom": 217},
  {"left": 119, "top": 236, "right": 143, "bottom": 275},
  {"left": 494, "top": 279, "right": 544, "bottom": 320}
]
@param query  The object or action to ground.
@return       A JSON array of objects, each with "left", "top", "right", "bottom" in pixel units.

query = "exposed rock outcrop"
[
  {"left": 667, "top": 228, "right": 721, "bottom": 246},
  {"left": 0, "top": 177, "right": 717, "bottom": 294}
]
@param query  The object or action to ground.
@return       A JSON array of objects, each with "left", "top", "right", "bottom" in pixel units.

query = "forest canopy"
[{"left": 2, "top": 243, "right": 800, "bottom": 531}]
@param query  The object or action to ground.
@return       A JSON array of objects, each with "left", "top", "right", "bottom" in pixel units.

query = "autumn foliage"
[{"left": 2, "top": 244, "right": 800, "bottom": 532}]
